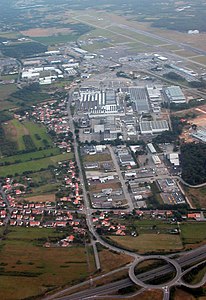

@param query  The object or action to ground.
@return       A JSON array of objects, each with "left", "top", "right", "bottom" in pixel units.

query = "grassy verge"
[
  {"left": 0, "top": 152, "right": 73, "bottom": 176},
  {"left": 0, "top": 148, "right": 60, "bottom": 164}
]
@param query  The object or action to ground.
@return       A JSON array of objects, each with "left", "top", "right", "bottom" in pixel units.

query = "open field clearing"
[
  {"left": 190, "top": 55, "right": 206, "bottom": 65},
  {"left": 84, "top": 153, "right": 111, "bottom": 163},
  {"left": 79, "top": 28, "right": 133, "bottom": 44},
  {"left": 109, "top": 234, "right": 183, "bottom": 253},
  {"left": 180, "top": 223, "right": 206, "bottom": 245},
  {"left": 127, "top": 42, "right": 151, "bottom": 52},
  {"left": 0, "top": 148, "right": 60, "bottom": 164},
  {"left": 3, "top": 119, "right": 53, "bottom": 151},
  {"left": 173, "top": 288, "right": 196, "bottom": 300},
  {"left": 172, "top": 50, "right": 198, "bottom": 58},
  {"left": 107, "top": 25, "right": 162, "bottom": 45},
  {"left": 81, "top": 42, "right": 112, "bottom": 52},
  {"left": 29, "top": 169, "right": 55, "bottom": 184},
  {"left": 3, "top": 119, "right": 29, "bottom": 151},
  {"left": 98, "top": 248, "right": 132, "bottom": 273},
  {"left": 0, "top": 84, "right": 18, "bottom": 110},
  {"left": 23, "top": 193, "right": 56, "bottom": 203},
  {"left": 134, "top": 219, "right": 177, "bottom": 234},
  {"left": 89, "top": 181, "right": 121, "bottom": 192},
  {"left": 0, "top": 152, "right": 73, "bottom": 176},
  {"left": 32, "top": 34, "right": 79, "bottom": 45},
  {"left": 21, "top": 27, "right": 73, "bottom": 37},
  {"left": 29, "top": 183, "right": 60, "bottom": 196},
  {"left": 185, "top": 187, "right": 206, "bottom": 208},
  {"left": 72, "top": 14, "right": 112, "bottom": 28},
  {"left": 0, "top": 32, "right": 21, "bottom": 39},
  {"left": 0, "top": 227, "right": 95, "bottom": 300},
  {"left": 161, "top": 44, "right": 182, "bottom": 51}
]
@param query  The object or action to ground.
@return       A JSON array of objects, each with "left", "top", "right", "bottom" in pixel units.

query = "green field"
[
  {"left": 1, "top": 74, "right": 18, "bottom": 81},
  {"left": 109, "top": 25, "right": 163, "bottom": 45},
  {"left": 0, "top": 32, "right": 21, "bottom": 39},
  {"left": 180, "top": 222, "right": 206, "bottom": 244},
  {"left": 79, "top": 28, "right": 132, "bottom": 44},
  {"left": 0, "top": 84, "right": 18, "bottom": 110},
  {"left": 30, "top": 183, "right": 60, "bottom": 196},
  {"left": 29, "top": 170, "right": 55, "bottom": 184},
  {"left": 23, "top": 121, "right": 53, "bottom": 148},
  {"left": 32, "top": 34, "right": 79, "bottom": 45},
  {"left": 109, "top": 234, "right": 183, "bottom": 253},
  {"left": 107, "top": 222, "right": 206, "bottom": 253},
  {"left": 0, "top": 227, "right": 95, "bottom": 300},
  {"left": 0, "top": 148, "right": 60, "bottom": 164},
  {"left": 134, "top": 219, "right": 177, "bottom": 234},
  {"left": 0, "top": 152, "right": 73, "bottom": 176},
  {"left": 3, "top": 120, "right": 53, "bottom": 151}
]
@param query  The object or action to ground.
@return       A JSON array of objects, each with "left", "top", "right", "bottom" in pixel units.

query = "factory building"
[
  {"left": 140, "top": 120, "right": 169, "bottom": 134},
  {"left": 191, "top": 128, "right": 206, "bottom": 142},
  {"left": 129, "top": 87, "right": 150, "bottom": 114},
  {"left": 168, "top": 153, "right": 180, "bottom": 166},
  {"left": 79, "top": 89, "right": 123, "bottom": 117},
  {"left": 147, "top": 143, "right": 157, "bottom": 154},
  {"left": 164, "top": 86, "right": 186, "bottom": 104},
  {"left": 152, "top": 155, "right": 161, "bottom": 165}
]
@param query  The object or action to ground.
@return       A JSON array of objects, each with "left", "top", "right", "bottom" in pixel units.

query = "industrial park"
[{"left": 0, "top": 1, "right": 206, "bottom": 300}]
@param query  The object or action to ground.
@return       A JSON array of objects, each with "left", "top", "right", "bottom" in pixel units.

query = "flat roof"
[{"left": 129, "top": 87, "right": 149, "bottom": 113}]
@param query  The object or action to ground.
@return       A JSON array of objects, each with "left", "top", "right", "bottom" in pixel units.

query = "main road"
[{"left": 107, "top": 145, "right": 134, "bottom": 211}]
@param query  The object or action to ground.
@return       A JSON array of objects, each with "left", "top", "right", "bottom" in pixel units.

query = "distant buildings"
[
  {"left": 140, "top": 120, "right": 169, "bottom": 134},
  {"left": 164, "top": 86, "right": 186, "bottom": 104}
]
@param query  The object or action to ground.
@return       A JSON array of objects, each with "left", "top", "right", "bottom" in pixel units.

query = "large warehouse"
[
  {"left": 129, "top": 87, "right": 150, "bottom": 113},
  {"left": 140, "top": 120, "right": 169, "bottom": 134},
  {"left": 78, "top": 89, "right": 123, "bottom": 117},
  {"left": 164, "top": 86, "right": 186, "bottom": 104}
]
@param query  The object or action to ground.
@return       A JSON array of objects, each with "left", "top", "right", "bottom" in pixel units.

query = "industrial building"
[
  {"left": 147, "top": 143, "right": 157, "bottom": 154},
  {"left": 164, "top": 86, "right": 186, "bottom": 104},
  {"left": 191, "top": 128, "right": 206, "bottom": 142},
  {"left": 78, "top": 89, "right": 123, "bottom": 117},
  {"left": 168, "top": 153, "right": 180, "bottom": 166},
  {"left": 147, "top": 86, "right": 162, "bottom": 113},
  {"left": 152, "top": 155, "right": 161, "bottom": 165},
  {"left": 129, "top": 87, "right": 150, "bottom": 113},
  {"left": 140, "top": 120, "right": 169, "bottom": 134}
]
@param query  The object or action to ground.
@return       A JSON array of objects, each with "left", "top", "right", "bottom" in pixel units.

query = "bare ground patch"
[
  {"left": 89, "top": 181, "right": 121, "bottom": 192},
  {"left": 22, "top": 194, "right": 56, "bottom": 203},
  {"left": 21, "top": 27, "right": 72, "bottom": 37}
]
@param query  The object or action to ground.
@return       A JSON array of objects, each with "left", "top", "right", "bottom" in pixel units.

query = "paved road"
[
  {"left": 163, "top": 286, "right": 170, "bottom": 300},
  {"left": 91, "top": 240, "right": 101, "bottom": 270},
  {"left": 129, "top": 255, "right": 182, "bottom": 289},
  {"left": 0, "top": 184, "right": 13, "bottom": 225},
  {"left": 51, "top": 245, "right": 206, "bottom": 300},
  {"left": 107, "top": 145, "right": 134, "bottom": 211}
]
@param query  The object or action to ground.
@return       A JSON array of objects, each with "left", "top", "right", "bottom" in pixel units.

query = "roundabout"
[{"left": 129, "top": 255, "right": 182, "bottom": 289}]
